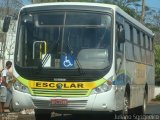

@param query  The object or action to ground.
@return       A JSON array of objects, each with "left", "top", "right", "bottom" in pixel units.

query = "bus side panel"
[
  {"left": 146, "top": 66, "right": 155, "bottom": 102},
  {"left": 125, "top": 61, "right": 145, "bottom": 109},
  {"left": 125, "top": 60, "right": 155, "bottom": 109}
]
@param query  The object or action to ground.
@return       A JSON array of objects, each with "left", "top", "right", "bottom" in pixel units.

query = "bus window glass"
[
  {"left": 116, "top": 23, "right": 124, "bottom": 52},
  {"left": 125, "top": 23, "right": 130, "bottom": 41},
  {"left": 150, "top": 38, "right": 153, "bottom": 50},
  {"left": 16, "top": 25, "right": 24, "bottom": 66},
  {"left": 134, "top": 45, "right": 141, "bottom": 62},
  {"left": 145, "top": 35, "right": 149, "bottom": 49},
  {"left": 146, "top": 50, "right": 150, "bottom": 64},
  {"left": 140, "top": 32, "right": 144, "bottom": 47},
  {"left": 125, "top": 23, "right": 134, "bottom": 60},
  {"left": 141, "top": 33, "right": 146, "bottom": 63},
  {"left": 126, "top": 42, "right": 134, "bottom": 60},
  {"left": 15, "top": 11, "right": 112, "bottom": 70},
  {"left": 133, "top": 28, "right": 138, "bottom": 44},
  {"left": 145, "top": 35, "right": 149, "bottom": 64},
  {"left": 151, "top": 38, "right": 154, "bottom": 65},
  {"left": 38, "top": 13, "right": 64, "bottom": 25},
  {"left": 133, "top": 29, "right": 141, "bottom": 62}
]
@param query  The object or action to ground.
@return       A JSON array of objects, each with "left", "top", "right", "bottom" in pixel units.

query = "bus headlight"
[
  {"left": 13, "top": 80, "right": 30, "bottom": 93},
  {"left": 91, "top": 80, "right": 112, "bottom": 94}
]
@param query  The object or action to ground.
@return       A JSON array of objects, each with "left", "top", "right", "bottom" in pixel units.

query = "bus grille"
[
  {"left": 33, "top": 99, "right": 88, "bottom": 109},
  {"left": 31, "top": 88, "right": 89, "bottom": 96}
]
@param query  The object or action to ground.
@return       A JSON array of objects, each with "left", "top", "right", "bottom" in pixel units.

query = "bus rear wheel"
[
  {"left": 34, "top": 109, "right": 52, "bottom": 120},
  {"left": 122, "top": 91, "right": 129, "bottom": 120},
  {"left": 138, "top": 90, "right": 147, "bottom": 115}
]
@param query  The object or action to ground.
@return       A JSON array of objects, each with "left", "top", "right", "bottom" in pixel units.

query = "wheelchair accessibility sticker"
[{"left": 61, "top": 55, "right": 74, "bottom": 68}]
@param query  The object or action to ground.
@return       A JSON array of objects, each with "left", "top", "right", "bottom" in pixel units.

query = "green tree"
[
  {"left": 102, "top": 0, "right": 142, "bottom": 18},
  {"left": 145, "top": 8, "right": 160, "bottom": 86},
  {"left": 154, "top": 44, "right": 160, "bottom": 85}
]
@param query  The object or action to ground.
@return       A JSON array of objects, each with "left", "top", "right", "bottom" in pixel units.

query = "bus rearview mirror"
[{"left": 2, "top": 16, "right": 11, "bottom": 32}]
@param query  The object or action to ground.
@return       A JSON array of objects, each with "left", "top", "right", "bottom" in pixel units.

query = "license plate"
[{"left": 51, "top": 99, "right": 68, "bottom": 105}]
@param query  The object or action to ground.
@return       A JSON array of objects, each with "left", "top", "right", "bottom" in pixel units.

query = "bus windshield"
[{"left": 15, "top": 11, "right": 112, "bottom": 70}]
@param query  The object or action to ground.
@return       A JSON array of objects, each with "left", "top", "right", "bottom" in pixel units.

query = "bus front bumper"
[{"left": 12, "top": 87, "right": 120, "bottom": 113}]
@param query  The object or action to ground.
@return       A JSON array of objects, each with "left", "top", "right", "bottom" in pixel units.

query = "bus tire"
[
  {"left": 9, "top": 99, "right": 22, "bottom": 112},
  {"left": 122, "top": 91, "right": 129, "bottom": 119},
  {"left": 138, "top": 90, "right": 147, "bottom": 115},
  {"left": 34, "top": 109, "right": 52, "bottom": 120}
]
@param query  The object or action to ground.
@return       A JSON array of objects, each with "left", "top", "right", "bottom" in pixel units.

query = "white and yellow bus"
[{"left": 6, "top": 2, "right": 154, "bottom": 120}]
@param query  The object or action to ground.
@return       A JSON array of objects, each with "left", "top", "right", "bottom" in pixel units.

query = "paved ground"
[
  {"left": 146, "top": 101, "right": 160, "bottom": 115},
  {"left": 0, "top": 113, "right": 35, "bottom": 120},
  {"left": 0, "top": 101, "right": 160, "bottom": 120}
]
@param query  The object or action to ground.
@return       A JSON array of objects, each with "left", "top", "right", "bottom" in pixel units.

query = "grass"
[{"left": 152, "top": 94, "right": 160, "bottom": 101}]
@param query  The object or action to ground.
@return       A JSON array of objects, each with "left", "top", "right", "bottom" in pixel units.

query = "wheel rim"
[
  {"left": 122, "top": 93, "right": 129, "bottom": 120},
  {"left": 123, "top": 95, "right": 129, "bottom": 115},
  {"left": 143, "top": 92, "right": 147, "bottom": 114}
]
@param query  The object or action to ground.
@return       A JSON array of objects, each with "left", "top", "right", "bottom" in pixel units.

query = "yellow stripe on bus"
[{"left": 29, "top": 81, "right": 96, "bottom": 90}]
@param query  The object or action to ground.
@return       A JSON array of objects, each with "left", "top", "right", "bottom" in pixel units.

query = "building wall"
[{"left": 0, "top": 20, "right": 17, "bottom": 68}]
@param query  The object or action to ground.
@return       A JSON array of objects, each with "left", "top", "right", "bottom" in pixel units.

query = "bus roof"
[
  {"left": 21, "top": 2, "right": 118, "bottom": 9},
  {"left": 21, "top": 2, "right": 154, "bottom": 36}
]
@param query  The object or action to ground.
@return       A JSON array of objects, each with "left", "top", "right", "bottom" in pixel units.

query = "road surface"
[{"left": 1, "top": 102, "right": 160, "bottom": 120}]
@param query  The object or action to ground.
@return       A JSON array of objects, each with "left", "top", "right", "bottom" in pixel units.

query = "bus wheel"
[
  {"left": 122, "top": 91, "right": 129, "bottom": 119},
  {"left": 138, "top": 90, "right": 147, "bottom": 115},
  {"left": 34, "top": 109, "right": 52, "bottom": 120}
]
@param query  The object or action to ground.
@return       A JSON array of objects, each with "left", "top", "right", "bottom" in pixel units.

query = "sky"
[
  {"left": 23, "top": 0, "right": 160, "bottom": 11},
  {"left": 146, "top": 0, "right": 160, "bottom": 10},
  {"left": 22, "top": 0, "right": 32, "bottom": 5}
]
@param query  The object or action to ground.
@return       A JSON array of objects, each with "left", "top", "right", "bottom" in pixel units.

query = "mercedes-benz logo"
[{"left": 56, "top": 83, "right": 63, "bottom": 90}]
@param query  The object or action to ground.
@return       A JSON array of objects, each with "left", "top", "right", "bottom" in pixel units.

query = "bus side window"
[
  {"left": 115, "top": 23, "right": 125, "bottom": 73},
  {"left": 116, "top": 23, "right": 125, "bottom": 52}
]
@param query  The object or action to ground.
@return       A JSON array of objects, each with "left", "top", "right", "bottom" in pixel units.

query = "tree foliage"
[
  {"left": 102, "top": 0, "right": 142, "bottom": 19},
  {"left": 0, "top": 0, "right": 24, "bottom": 19},
  {"left": 154, "top": 44, "right": 160, "bottom": 85}
]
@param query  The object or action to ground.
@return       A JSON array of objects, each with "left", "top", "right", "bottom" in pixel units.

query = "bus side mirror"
[{"left": 2, "top": 16, "right": 11, "bottom": 32}]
